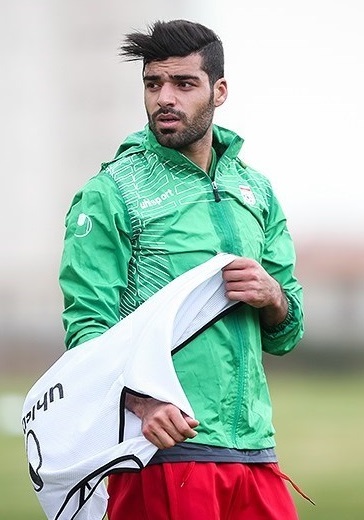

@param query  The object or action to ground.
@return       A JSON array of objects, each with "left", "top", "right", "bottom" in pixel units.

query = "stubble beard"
[{"left": 148, "top": 94, "right": 215, "bottom": 150}]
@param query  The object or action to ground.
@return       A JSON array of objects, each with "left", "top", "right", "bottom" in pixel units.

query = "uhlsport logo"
[
  {"left": 239, "top": 185, "right": 256, "bottom": 206},
  {"left": 74, "top": 213, "right": 93, "bottom": 237},
  {"left": 140, "top": 188, "right": 174, "bottom": 209}
]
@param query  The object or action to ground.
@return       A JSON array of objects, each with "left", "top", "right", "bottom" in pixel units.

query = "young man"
[{"left": 59, "top": 19, "right": 305, "bottom": 520}]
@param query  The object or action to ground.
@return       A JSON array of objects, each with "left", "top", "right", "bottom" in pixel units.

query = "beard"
[{"left": 148, "top": 93, "right": 215, "bottom": 149}]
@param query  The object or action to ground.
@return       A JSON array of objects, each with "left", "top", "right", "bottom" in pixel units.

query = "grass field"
[{"left": 1, "top": 369, "right": 363, "bottom": 519}]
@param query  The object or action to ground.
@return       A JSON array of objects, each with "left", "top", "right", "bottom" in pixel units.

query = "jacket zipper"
[
  {"left": 208, "top": 171, "right": 246, "bottom": 442},
  {"left": 211, "top": 180, "right": 221, "bottom": 202}
]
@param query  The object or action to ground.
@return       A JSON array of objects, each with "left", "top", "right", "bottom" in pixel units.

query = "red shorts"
[{"left": 107, "top": 462, "right": 302, "bottom": 520}]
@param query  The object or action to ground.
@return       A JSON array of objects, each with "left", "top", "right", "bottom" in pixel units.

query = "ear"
[{"left": 214, "top": 78, "right": 228, "bottom": 107}]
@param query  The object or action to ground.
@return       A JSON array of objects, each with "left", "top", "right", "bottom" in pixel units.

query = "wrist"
[
  {"left": 125, "top": 394, "right": 153, "bottom": 419},
  {"left": 260, "top": 285, "right": 288, "bottom": 328}
]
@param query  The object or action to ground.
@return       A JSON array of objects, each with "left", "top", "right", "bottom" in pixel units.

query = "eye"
[
  {"left": 178, "top": 81, "right": 194, "bottom": 89},
  {"left": 145, "top": 81, "right": 161, "bottom": 91}
]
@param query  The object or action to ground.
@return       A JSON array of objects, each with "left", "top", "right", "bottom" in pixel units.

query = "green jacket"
[{"left": 59, "top": 124, "right": 304, "bottom": 450}]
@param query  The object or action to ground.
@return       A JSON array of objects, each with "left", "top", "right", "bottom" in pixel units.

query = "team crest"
[{"left": 239, "top": 185, "right": 256, "bottom": 206}]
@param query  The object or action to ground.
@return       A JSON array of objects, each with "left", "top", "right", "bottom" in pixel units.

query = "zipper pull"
[{"left": 211, "top": 180, "right": 221, "bottom": 202}]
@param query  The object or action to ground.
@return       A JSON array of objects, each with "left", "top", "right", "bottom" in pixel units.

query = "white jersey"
[{"left": 22, "top": 253, "right": 238, "bottom": 520}]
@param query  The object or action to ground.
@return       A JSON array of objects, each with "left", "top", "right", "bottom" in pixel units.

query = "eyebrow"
[{"left": 143, "top": 74, "right": 201, "bottom": 82}]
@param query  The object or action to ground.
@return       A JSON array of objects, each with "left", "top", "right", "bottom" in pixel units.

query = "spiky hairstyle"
[{"left": 119, "top": 19, "right": 224, "bottom": 85}]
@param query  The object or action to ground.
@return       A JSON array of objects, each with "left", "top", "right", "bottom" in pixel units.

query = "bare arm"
[{"left": 125, "top": 394, "right": 199, "bottom": 449}]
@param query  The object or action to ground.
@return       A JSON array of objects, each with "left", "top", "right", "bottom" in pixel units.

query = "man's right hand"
[{"left": 125, "top": 394, "right": 199, "bottom": 449}]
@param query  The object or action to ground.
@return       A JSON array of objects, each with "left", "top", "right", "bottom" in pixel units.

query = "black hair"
[{"left": 119, "top": 19, "right": 224, "bottom": 86}]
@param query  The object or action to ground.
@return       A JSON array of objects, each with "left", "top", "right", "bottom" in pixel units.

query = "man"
[{"left": 59, "top": 19, "right": 306, "bottom": 520}]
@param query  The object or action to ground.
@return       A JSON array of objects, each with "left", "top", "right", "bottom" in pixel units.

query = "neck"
[{"left": 180, "top": 132, "right": 213, "bottom": 172}]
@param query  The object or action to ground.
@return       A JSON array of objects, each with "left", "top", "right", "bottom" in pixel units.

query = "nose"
[{"left": 157, "top": 83, "right": 176, "bottom": 108}]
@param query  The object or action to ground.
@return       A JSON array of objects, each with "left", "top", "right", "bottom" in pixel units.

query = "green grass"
[
  {"left": 0, "top": 376, "right": 45, "bottom": 519},
  {"left": 269, "top": 370, "right": 364, "bottom": 520},
  {"left": 1, "top": 371, "right": 363, "bottom": 519}
]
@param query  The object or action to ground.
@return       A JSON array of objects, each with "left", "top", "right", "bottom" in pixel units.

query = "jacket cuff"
[{"left": 261, "top": 294, "right": 294, "bottom": 336}]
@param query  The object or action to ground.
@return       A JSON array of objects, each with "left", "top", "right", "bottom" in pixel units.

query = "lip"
[
  {"left": 156, "top": 113, "right": 179, "bottom": 121},
  {"left": 156, "top": 115, "right": 180, "bottom": 129}
]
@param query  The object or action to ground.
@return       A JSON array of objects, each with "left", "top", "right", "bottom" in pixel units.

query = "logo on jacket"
[
  {"left": 239, "top": 185, "right": 256, "bottom": 206},
  {"left": 140, "top": 188, "right": 174, "bottom": 209},
  {"left": 26, "top": 430, "right": 44, "bottom": 492},
  {"left": 74, "top": 213, "right": 93, "bottom": 237}
]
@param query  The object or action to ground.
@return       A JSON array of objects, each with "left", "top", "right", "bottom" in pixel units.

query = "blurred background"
[{"left": 1, "top": 1, "right": 363, "bottom": 518}]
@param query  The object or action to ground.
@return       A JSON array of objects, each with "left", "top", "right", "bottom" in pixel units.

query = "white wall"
[
  {"left": 0, "top": 1, "right": 207, "bottom": 368},
  {"left": 1, "top": 1, "right": 363, "bottom": 371}
]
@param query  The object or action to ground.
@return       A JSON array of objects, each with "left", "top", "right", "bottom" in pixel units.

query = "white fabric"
[{"left": 21, "top": 252, "right": 237, "bottom": 520}]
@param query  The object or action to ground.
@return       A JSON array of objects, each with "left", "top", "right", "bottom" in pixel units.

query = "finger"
[
  {"left": 225, "top": 290, "right": 246, "bottom": 302},
  {"left": 183, "top": 414, "right": 200, "bottom": 428},
  {"left": 145, "top": 413, "right": 196, "bottom": 445},
  {"left": 145, "top": 420, "right": 196, "bottom": 449},
  {"left": 224, "top": 280, "right": 247, "bottom": 291},
  {"left": 222, "top": 257, "right": 255, "bottom": 271},
  {"left": 169, "top": 413, "right": 199, "bottom": 439},
  {"left": 147, "top": 429, "right": 177, "bottom": 449}
]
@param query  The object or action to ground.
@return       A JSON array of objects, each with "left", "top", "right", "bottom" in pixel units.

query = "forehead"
[{"left": 143, "top": 53, "right": 206, "bottom": 79}]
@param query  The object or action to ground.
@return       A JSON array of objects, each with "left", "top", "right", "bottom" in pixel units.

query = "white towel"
[{"left": 22, "top": 252, "right": 238, "bottom": 520}]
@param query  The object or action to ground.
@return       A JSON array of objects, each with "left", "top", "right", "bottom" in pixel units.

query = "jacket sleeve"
[
  {"left": 260, "top": 182, "right": 304, "bottom": 355},
  {"left": 59, "top": 173, "right": 133, "bottom": 349}
]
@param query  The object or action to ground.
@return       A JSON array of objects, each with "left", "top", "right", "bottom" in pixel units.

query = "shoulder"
[
  {"left": 69, "top": 171, "right": 120, "bottom": 208},
  {"left": 236, "top": 159, "right": 276, "bottom": 208},
  {"left": 238, "top": 159, "right": 271, "bottom": 185}
]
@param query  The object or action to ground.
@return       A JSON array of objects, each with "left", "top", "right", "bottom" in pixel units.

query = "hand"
[
  {"left": 222, "top": 257, "right": 288, "bottom": 327},
  {"left": 126, "top": 394, "right": 199, "bottom": 449}
]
